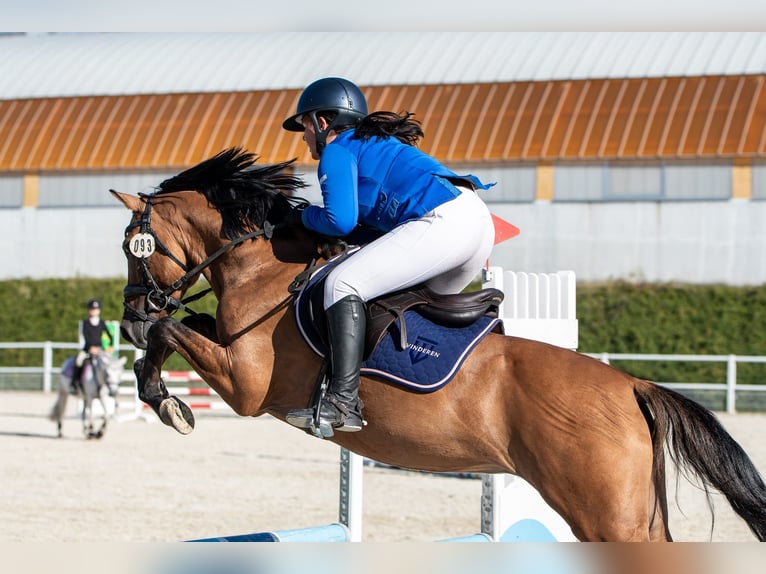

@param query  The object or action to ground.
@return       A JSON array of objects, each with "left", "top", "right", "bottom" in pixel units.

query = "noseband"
[{"left": 121, "top": 193, "right": 276, "bottom": 324}]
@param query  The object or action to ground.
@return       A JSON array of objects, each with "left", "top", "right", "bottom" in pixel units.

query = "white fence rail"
[
  {"left": 586, "top": 352, "right": 766, "bottom": 414},
  {"left": 1, "top": 341, "right": 765, "bottom": 413},
  {"left": 0, "top": 341, "right": 143, "bottom": 393}
]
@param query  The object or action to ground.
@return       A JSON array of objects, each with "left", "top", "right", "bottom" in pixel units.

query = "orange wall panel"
[{"left": 2, "top": 75, "right": 766, "bottom": 173}]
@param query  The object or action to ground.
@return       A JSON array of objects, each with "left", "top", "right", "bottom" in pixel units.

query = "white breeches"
[{"left": 323, "top": 188, "right": 495, "bottom": 309}]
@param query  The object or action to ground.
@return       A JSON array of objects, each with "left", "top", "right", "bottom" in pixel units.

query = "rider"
[
  {"left": 73, "top": 299, "right": 114, "bottom": 389},
  {"left": 282, "top": 77, "right": 495, "bottom": 434}
]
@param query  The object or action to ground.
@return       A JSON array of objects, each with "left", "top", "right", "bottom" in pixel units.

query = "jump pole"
[
  {"left": 338, "top": 448, "right": 491, "bottom": 542},
  {"left": 189, "top": 523, "right": 350, "bottom": 542},
  {"left": 339, "top": 447, "right": 364, "bottom": 541}
]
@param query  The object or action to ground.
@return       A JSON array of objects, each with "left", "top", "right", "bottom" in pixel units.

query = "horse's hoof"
[{"left": 158, "top": 396, "right": 195, "bottom": 435}]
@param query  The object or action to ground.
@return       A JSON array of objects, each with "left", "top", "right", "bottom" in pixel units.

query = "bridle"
[{"left": 121, "top": 193, "right": 277, "bottom": 325}]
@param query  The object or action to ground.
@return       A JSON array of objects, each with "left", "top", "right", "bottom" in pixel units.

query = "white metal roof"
[{"left": 2, "top": 32, "right": 766, "bottom": 100}]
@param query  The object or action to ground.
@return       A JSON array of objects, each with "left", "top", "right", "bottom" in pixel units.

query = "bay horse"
[
  {"left": 112, "top": 148, "right": 766, "bottom": 542},
  {"left": 49, "top": 351, "right": 127, "bottom": 439}
]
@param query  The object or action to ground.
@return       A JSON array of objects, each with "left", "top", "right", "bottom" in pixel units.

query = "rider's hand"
[{"left": 319, "top": 238, "right": 349, "bottom": 259}]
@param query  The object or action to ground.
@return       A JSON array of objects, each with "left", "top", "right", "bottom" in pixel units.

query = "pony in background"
[{"left": 49, "top": 350, "right": 127, "bottom": 439}]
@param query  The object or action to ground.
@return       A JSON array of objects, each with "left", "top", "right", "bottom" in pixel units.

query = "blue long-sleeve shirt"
[{"left": 302, "top": 131, "right": 492, "bottom": 237}]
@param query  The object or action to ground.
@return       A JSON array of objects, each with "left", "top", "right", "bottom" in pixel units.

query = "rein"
[{"left": 122, "top": 193, "right": 277, "bottom": 324}]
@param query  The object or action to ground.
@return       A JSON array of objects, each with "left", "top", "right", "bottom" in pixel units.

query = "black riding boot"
[
  {"left": 72, "top": 364, "right": 83, "bottom": 394},
  {"left": 287, "top": 295, "right": 366, "bottom": 435}
]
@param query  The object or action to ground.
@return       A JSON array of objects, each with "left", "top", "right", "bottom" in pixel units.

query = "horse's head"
[
  {"left": 112, "top": 147, "right": 310, "bottom": 349},
  {"left": 93, "top": 351, "right": 127, "bottom": 394},
  {"left": 111, "top": 189, "right": 200, "bottom": 348}
]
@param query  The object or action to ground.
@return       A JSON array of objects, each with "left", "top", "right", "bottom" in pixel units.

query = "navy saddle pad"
[{"left": 293, "top": 255, "right": 500, "bottom": 393}]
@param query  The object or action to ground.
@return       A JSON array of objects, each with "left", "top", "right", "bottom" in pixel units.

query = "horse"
[
  {"left": 49, "top": 350, "right": 127, "bottom": 439},
  {"left": 111, "top": 148, "right": 766, "bottom": 542}
]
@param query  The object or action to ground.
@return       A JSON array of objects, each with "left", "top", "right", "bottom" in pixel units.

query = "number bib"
[{"left": 129, "top": 233, "right": 155, "bottom": 258}]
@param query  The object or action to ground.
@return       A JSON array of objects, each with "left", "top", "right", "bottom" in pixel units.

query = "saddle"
[
  {"left": 364, "top": 286, "right": 504, "bottom": 358},
  {"left": 293, "top": 252, "right": 505, "bottom": 359}
]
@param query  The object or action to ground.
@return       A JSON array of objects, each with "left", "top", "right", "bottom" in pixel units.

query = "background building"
[{"left": 1, "top": 32, "right": 765, "bottom": 284}]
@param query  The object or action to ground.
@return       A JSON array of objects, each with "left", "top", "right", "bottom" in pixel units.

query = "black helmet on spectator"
[{"left": 87, "top": 299, "right": 102, "bottom": 310}]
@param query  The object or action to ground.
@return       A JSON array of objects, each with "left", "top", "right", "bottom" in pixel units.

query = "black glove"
[
  {"left": 285, "top": 205, "right": 306, "bottom": 229},
  {"left": 344, "top": 225, "right": 384, "bottom": 246},
  {"left": 319, "top": 237, "right": 349, "bottom": 259}
]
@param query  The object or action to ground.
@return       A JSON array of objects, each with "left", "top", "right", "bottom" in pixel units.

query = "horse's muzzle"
[{"left": 121, "top": 319, "right": 151, "bottom": 350}]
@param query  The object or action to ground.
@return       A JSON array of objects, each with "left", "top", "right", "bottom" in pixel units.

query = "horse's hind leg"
[
  {"left": 530, "top": 410, "right": 663, "bottom": 541},
  {"left": 49, "top": 398, "right": 63, "bottom": 437},
  {"left": 648, "top": 496, "right": 671, "bottom": 541},
  {"left": 49, "top": 381, "right": 69, "bottom": 438}
]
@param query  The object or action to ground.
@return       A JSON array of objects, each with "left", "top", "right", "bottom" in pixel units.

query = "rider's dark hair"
[
  {"left": 318, "top": 110, "right": 424, "bottom": 146},
  {"left": 352, "top": 111, "right": 424, "bottom": 146}
]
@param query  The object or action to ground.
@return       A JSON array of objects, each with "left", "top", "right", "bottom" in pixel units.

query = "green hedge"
[
  {"left": 0, "top": 277, "right": 217, "bottom": 372},
  {"left": 578, "top": 282, "right": 766, "bottom": 388},
  {"left": 2, "top": 277, "right": 766, "bottom": 391}
]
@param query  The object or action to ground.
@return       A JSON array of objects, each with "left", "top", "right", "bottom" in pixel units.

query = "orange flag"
[{"left": 491, "top": 213, "right": 520, "bottom": 245}]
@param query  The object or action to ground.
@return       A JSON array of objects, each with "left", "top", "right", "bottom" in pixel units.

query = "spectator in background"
[{"left": 72, "top": 299, "right": 113, "bottom": 388}]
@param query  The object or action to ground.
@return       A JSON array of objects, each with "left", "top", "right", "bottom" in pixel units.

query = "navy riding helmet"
[{"left": 282, "top": 77, "right": 368, "bottom": 154}]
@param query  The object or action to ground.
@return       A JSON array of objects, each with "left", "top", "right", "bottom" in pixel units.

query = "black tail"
[{"left": 635, "top": 380, "right": 766, "bottom": 541}]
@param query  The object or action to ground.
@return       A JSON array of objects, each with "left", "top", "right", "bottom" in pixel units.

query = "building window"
[
  {"left": 753, "top": 164, "right": 766, "bottom": 200},
  {"left": 663, "top": 164, "right": 731, "bottom": 200},
  {"left": 554, "top": 162, "right": 731, "bottom": 201},
  {"left": 606, "top": 164, "right": 662, "bottom": 200},
  {"left": 38, "top": 172, "right": 174, "bottom": 207},
  {"left": 0, "top": 176, "right": 23, "bottom": 208},
  {"left": 553, "top": 164, "right": 604, "bottom": 201},
  {"left": 473, "top": 165, "right": 536, "bottom": 203}
]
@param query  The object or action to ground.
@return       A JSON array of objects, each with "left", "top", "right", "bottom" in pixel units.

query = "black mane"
[{"left": 156, "top": 147, "right": 307, "bottom": 240}]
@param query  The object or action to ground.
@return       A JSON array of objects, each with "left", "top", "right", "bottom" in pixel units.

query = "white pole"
[
  {"left": 726, "top": 354, "right": 737, "bottom": 414},
  {"left": 480, "top": 474, "right": 503, "bottom": 539},
  {"left": 43, "top": 341, "right": 53, "bottom": 392},
  {"left": 339, "top": 448, "right": 363, "bottom": 542},
  {"left": 133, "top": 348, "right": 144, "bottom": 420}
]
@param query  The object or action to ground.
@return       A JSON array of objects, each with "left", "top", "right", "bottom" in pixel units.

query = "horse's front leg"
[
  {"left": 82, "top": 397, "right": 92, "bottom": 438},
  {"left": 137, "top": 315, "right": 220, "bottom": 435},
  {"left": 94, "top": 388, "right": 109, "bottom": 439}
]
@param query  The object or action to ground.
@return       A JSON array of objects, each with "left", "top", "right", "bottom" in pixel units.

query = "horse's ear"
[
  {"left": 118, "top": 356, "right": 127, "bottom": 366},
  {"left": 110, "top": 189, "right": 142, "bottom": 212}
]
